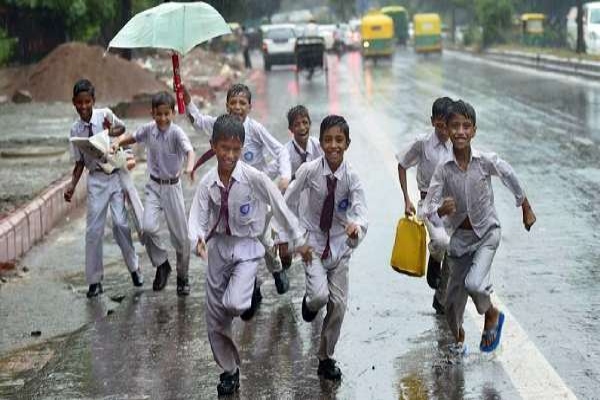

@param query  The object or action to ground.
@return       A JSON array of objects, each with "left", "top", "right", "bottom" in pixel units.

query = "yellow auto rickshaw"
[
  {"left": 413, "top": 13, "right": 442, "bottom": 53},
  {"left": 360, "top": 12, "right": 395, "bottom": 58},
  {"left": 381, "top": 5, "right": 409, "bottom": 45},
  {"left": 521, "top": 13, "right": 545, "bottom": 46}
]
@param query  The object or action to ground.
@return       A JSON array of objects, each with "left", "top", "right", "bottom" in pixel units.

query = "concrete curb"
[
  {"left": 449, "top": 47, "right": 600, "bottom": 80},
  {"left": 0, "top": 174, "right": 87, "bottom": 264}
]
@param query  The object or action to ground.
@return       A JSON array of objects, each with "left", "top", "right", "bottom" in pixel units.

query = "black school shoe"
[
  {"left": 240, "top": 281, "right": 262, "bottom": 321},
  {"left": 318, "top": 358, "right": 342, "bottom": 380},
  {"left": 432, "top": 295, "right": 445, "bottom": 315},
  {"left": 217, "top": 369, "right": 240, "bottom": 396},
  {"left": 152, "top": 260, "right": 172, "bottom": 291},
  {"left": 131, "top": 269, "right": 144, "bottom": 287},
  {"left": 301, "top": 295, "right": 318, "bottom": 322},
  {"left": 273, "top": 270, "right": 289, "bottom": 294},
  {"left": 86, "top": 283, "right": 103, "bottom": 298},
  {"left": 176, "top": 277, "right": 190, "bottom": 296},
  {"left": 426, "top": 256, "right": 442, "bottom": 289}
]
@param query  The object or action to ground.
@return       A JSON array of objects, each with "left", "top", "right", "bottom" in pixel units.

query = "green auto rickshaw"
[
  {"left": 521, "top": 13, "right": 545, "bottom": 46},
  {"left": 361, "top": 12, "right": 395, "bottom": 58},
  {"left": 381, "top": 5, "right": 409, "bottom": 45}
]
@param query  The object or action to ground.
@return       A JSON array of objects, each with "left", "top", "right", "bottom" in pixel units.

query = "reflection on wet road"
[{"left": 4, "top": 48, "right": 600, "bottom": 399}]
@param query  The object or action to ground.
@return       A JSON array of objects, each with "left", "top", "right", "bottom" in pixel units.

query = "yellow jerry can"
[{"left": 390, "top": 216, "right": 427, "bottom": 277}]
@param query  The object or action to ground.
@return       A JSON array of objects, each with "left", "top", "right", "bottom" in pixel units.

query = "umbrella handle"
[{"left": 172, "top": 53, "right": 185, "bottom": 114}]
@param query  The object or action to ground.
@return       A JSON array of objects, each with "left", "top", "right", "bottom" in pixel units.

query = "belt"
[
  {"left": 420, "top": 191, "right": 427, "bottom": 200},
  {"left": 150, "top": 175, "right": 179, "bottom": 185}
]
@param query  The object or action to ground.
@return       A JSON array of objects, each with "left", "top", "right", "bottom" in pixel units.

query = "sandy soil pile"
[{"left": 15, "top": 42, "right": 168, "bottom": 102}]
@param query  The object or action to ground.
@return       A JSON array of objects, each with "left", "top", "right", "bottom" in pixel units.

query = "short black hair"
[
  {"left": 212, "top": 114, "right": 245, "bottom": 144},
  {"left": 431, "top": 96, "right": 453, "bottom": 120},
  {"left": 287, "top": 105, "right": 311, "bottom": 129},
  {"left": 226, "top": 83, "right": 252, "bottom": 104},
  {"left": 445, "top": 99, "right": 477, "bottom": 126},
  {"left": 73, "top": 78, "right": 95, "bottom": 99},
  {"left": 151, "top": 91, "right": 175, "bottom": 110},
  {"left": 319, "top": 115, "right": 350, "bottom": 143}
]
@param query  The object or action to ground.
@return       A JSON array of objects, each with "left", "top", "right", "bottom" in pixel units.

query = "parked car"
[{"left": 261, "top": 24, "right": 297, "bottom": 71}]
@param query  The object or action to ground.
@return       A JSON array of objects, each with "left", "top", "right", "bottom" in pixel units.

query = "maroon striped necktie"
[
  {"left": 319, "top": 175, "right": 337, "bottom": 259},
  {"left": 206, "top": 180, "right": 235, "bottom": 241},
  {"left": 292, "top": 142, "right": 308, "bottom": 163}
]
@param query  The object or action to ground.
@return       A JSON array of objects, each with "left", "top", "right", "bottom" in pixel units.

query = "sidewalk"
[{"left": 448, "top": 44, "right": 600, "bottom": 80}]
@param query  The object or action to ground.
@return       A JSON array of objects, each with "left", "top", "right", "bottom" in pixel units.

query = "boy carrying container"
[
  {"left": 423, "top": 100, "right": 536, "bottom": 354},
  {"left": 182, "top": 83, "right": 292, "bottom": 296},
  {"left": 112, "top": 91, "right": 195, "bottom": 296},
  {"left": 65, "top": 78, "right": 143, "bottom": 298},
  {"left": 397, "top": 97, "right": 453, "bottom": 314},
  {"left": 282, "top": 115, "right": 368, "bottom": 380},
  {"left": 188, "top": 114, "right": 307, "bottom": 396}
]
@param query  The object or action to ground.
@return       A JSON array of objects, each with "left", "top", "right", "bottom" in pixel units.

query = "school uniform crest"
[
  {"left": 243, "top": 151, "right": 254, "bottom": 162},
  {"left": 337, "top": 198, "right": 349, "bottom": 212},
  {"left": 240, "top": 203, "right": 251, "bottom": 215}
]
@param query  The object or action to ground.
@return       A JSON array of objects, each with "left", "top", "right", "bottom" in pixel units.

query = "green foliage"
[
  {"left": 475, "top": 0, "right": 514, "bottom": 47},
  {"left": 0, "top": 28, "right": 16, "bottom": 66}
]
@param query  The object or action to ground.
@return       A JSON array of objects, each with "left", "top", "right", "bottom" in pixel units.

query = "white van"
[{"left": 566, "top": 2, "right": 600, "bottom": 54}]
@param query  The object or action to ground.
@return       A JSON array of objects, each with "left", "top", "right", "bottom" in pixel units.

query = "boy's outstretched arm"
[
  {"left": 184, "top": 150, "right": 196, "bottom": 182},
  {"left": 64, "top": 161, "right": 84, "bottom": 202},
  {"left": 111, "top": 132, "right": 136, "bottom": 152},
  {"left": 188, "top": 181, "right": 210, "bottom": 259},
  {"left": 521, "top": 197, "right": 536, "bottom": 231},
  {"left": 180, "top": 83, "right": 215, "bottom": 136},
  {"left": 397, "top": 164, "right": 416, "bottom": 216}
]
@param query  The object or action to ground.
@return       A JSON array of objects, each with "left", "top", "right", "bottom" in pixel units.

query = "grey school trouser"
[
  {"left": 445, "top": 226, "right": 501, "bottom": 340},
  {"left": 304, "top": 251, "right": 350, "bottom": 361},
  {"left": 85, "top": 171, "right": 138, "bottom": 284},
  {"left": 418, "top": 199, "right": 451, "bottom": 306},
  {"left": 142, "top": 180, "right": 190, "bottom": 278},
  {"left": 206, "top": 235, "right": 265, "bottom": 373}
]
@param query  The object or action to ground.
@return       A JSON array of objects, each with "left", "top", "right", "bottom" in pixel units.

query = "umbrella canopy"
[{"left": 108, "top": 1, "right": 231, "bottom": 55}]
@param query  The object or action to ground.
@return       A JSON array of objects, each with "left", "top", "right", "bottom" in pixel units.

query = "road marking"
[{"left": 357, "top": 106, "right": 578, "bottom": 400}]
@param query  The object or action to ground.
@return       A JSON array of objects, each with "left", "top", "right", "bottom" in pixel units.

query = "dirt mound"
[{"left": 24, "top": 42, "right": 168, "bottom": 102}]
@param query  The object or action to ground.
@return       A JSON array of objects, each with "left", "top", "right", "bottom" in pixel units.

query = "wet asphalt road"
[{"left": 2, "top": 48, "right": 600, "bottom": 399}]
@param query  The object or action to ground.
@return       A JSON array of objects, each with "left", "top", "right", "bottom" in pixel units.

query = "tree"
[
  {"left": 475, "top": 0, "right": 513, "bottom": 48},
  {"left": 576, "top": 0, "right": 586, "bottom": 53}
]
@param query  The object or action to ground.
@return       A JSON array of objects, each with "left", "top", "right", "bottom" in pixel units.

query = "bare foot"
[{"left": 482, "top": 306, "right": 500, "bottom": 348}]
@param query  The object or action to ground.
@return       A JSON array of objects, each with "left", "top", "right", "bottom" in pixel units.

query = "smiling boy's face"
[
  {"left": 320, "top": 126, "right": 348, "bottom": 169},
  {"left": 73, "top": 91, "right": 94, "bottom": 122},
  {"left": 447, "top": 113, "right": 476, "bottom": 150},
  {"left": 152, "top": 104, "right": 174, "bottom": 131},
  {"left": 212, "top": 136, "right": 243, "bottom": 174},
  {"left": 291, "top": 115, "right": 311, "bottom": 146},
  {"left": 226, "top": 94, "right": 251, "bottom": 122}
]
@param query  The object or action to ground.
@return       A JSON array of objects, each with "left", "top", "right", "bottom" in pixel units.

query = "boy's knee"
[
  {"left": 222, "top": 295, "right": 250, "bottom": 317},
  {"left": 464, "top": 274, "right": 487, "bottom": 296},
  {"left": 307, "top": 289, "right": 329, "bottom": 311}
]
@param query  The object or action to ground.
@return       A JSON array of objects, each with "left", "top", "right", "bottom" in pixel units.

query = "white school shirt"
[
  {"left": 70, "top": 108, "right": 124, "bottom": 171},
  {"left": 187, "top": 101, "right": 291, "bottom": 180},
  {"left": 282, "top": 157, "right": 368, "bottom": 261},
  {"left": 133, "top": 121, "right": 193, "bottom": 179},
  {"left": 396, "top": 132, "right": 453, "bottom": 192},
  {"left": 287, "top": 137, "right": 323, "bottom": 177},
  {"left": 423, "top": 148, "right": 526, "bottom": 238},
  {"left": 188, "top": 161, "right": 303, "bottom": 245}
]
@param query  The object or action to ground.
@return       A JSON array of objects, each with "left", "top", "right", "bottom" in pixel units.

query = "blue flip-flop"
[{"left": 480, "top": 311, "right": 505, "bottom": 353}]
